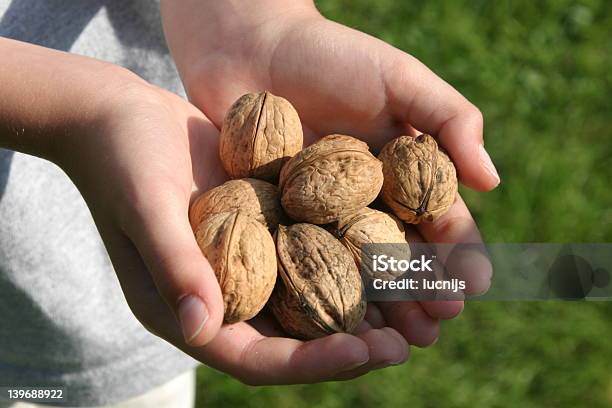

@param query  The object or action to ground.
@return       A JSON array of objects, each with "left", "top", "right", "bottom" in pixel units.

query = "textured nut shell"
[
  {"left": 270, "top": 223, "right": 366, "bottom": 339},
  {"left": 279, "top": 134, "right": 384, "bottom": 224},
  {"left": 189, "top": 178, "right": 282, "bottom": 231},
  {"left": 379, "top": 134, "right": 457, "bottom": 223},
  {"left": 194, "top": 211, "right": 277, "bottom": 323},
  {"left": 219, "top": 92, "right": 303, "bottom": 182},
  {"left": 331, "top": 208, "right": 409, "bottom": 281}
]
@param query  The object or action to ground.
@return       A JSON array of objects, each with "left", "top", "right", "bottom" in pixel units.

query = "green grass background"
[{"left": 195, "top": 1, "right": 612, "bottom": 406}]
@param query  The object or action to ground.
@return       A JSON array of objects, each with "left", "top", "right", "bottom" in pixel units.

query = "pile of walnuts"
[{"left": 189, "top": 91, "right": 458, "bottom": 339}]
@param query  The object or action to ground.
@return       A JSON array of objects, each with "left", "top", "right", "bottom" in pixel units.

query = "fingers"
[
  {"left": 197, "top": 319, "right": 408, "bottom": 385},
  {"left": 377, "top": 301, "right": 440, "bottom": 347},
  {"left": 418, "top": 300, "right": 464, "bottom": 320},
  {"left": 111, "top": 235, "right": 407, "bottom": 385},
  {"left": 111, "top": 227, "right": 410, "bottom": 385},
  {"left": 404, "top": 226, "right": 465, "bottom": 319},
  {"left": 381, "top": 50, "right": 500, "bottom": 191},
  {"left": 121, "top": 182, "right": 224, "bottom": 347},
  {"left": 201, "top": 322, "right": 368, "bottom": 385},
  {"left": 364, "top": 303, "right": 386, "bottom": 329},
  {"left": 106, "top": 232, "right": 408, "bottom": 385},
  {"left": 333, "top": 328, "right": 409, "bottom": 380},
  {"left": 417, "top": 195, "right": 493, "bottom": 295}
]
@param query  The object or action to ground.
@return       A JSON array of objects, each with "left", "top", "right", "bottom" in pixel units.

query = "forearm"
[{"left": 0, "top": 37, "right": 142, "bottom": 158}]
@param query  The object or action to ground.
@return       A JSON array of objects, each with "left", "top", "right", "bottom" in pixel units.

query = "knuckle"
[
  {"left": 138, "top": 316, "right": 161, "bottom": 337},
  {"left": 116, "top": 181, "right": 187, "bottom": 236},
  {"left": 235, "top": 338, "right": 269, "bottom": 386},
  {"left": 149, "top": 249, "right": 199, "bottom": 301},
  {"left": 465, "top": 104, "right": 484, "bottom": 129},
  {"left": 126, "top": 299, "right": 158, "bottom": 333},
  {"left": 150, "top": 254, "right": 180, "bottom": 296}
]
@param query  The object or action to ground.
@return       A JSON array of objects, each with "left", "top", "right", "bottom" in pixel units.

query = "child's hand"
[
  {"left": 0, "top": 37, "right": 223, "bottom": 347},
  {"left": 54, "top": 84, "right": 227, "bottom": 347},
  {"left": 0, "top": 38, "right": 411, "bottom": 384},
  {"left": 74, "top": 85, "right": 410, "bottom": 383},
  {"left": 162, "top": 0, "right": 494, "bottom": 342}
]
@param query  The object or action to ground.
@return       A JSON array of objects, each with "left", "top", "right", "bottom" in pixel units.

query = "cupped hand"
[
  {"left": 162, "top": 1, "right": 495, "bottom": 346},
  {"left": 53, "top": 74, "right": 411, "bottom": 384}
]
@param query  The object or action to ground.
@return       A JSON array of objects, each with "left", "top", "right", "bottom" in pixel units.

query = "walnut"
[
  {"left": 189, "top": 178, "right": 283, "bottom": 232},
  {"left": 378, "top": 134, "right": 457, "bottom": 223},
  {"left": 194, "top": 211, "right": 277, "bottom": 323},
  {"left": 278, "top": 134, "right": 383, "bottom": 224},
  {"left": 219, "top": 92, "right": 303, "bottom": 182},
  {"left": 330, "top": 207, "right": 409, "bottom": 281},
  {"left": 269, "top": 223, "right": 366, "bottom": 339}
]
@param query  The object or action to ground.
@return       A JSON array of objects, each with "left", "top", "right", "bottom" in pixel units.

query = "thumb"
[{"left": 121, "top": 184, "right": 224, "bottom": 347}]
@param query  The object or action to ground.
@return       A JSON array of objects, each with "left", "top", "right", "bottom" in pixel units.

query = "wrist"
[
  {"left": 161, "top": 0, "right": 317, "bottom": 30},
  {"left": 50, "top": 71, "right": 164, "bottom": 170},
  {"left": 43, "top": 66, "right": 155, "bottom": 166},
  {"left": 161, "top": 0, "right": 321, "bottom": 93},
  {"left": 0, "top": 38, "right": 150, "bottom": 161}
]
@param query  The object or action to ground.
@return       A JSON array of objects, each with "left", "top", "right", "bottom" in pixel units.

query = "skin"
[
  {"left": 161, "top": 0, "right": 495, "bottom": 380},
  {"left": 0, "top": 0, "right": 497, "bottom": 387},
  {"left": 0, "top": 37, "right": 410, "bottom": 384}
]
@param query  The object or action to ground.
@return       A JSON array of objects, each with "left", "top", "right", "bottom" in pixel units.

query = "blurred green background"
[{"left": 195, "top": 0, "right": 612, "bottom": 406}]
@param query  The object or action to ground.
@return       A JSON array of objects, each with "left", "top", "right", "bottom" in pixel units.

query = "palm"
[
  {"left": 193, "top": 19, "right": 403, "bottom": 148},
  {"left": 178, "top": 11, "right": 495, "bottom": 362},
  {"left": 156, "top": 6, "right": 495, "bottom": 383},
  {"left": 186, "top": 16, "right": 481, "bottom": 306},
  {"left": 73, "top": 89, "right": 408, "bottom": 384}
]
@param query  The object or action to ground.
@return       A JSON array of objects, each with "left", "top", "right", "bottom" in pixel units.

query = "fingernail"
[
  {"left": 478, "top": 144, "right": 500, "bottom": 186},
  {"left": 340, "top": 357, "right": 369, "bottom": 372},
  {"left": 178, "top": 295, "right": 208, "bottom": 345},
  {"left": 371, "top": 357, "right": 406, "bottom": 370},
  {"left": 389, "top": 355, "right": 408, "bottom": 366}
]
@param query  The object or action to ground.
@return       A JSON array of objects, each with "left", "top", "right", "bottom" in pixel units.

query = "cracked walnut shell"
[
  {"left": 269, "top": 223, "right": 366, "bottom": 339},
  {"left": 279, "top": 134, "right": 383, "bottom": 224},
  {"left": 194, "top": 211, "right": 277, "bottom": 323},
  {"left": 379, "top": 134, "right": 457, "bottom": 223},
  {"left": 219, "top": 92, "right": 303, "bottom": 182},
  {"left": 330, "top": 207, "right": 409, "bottom": 281},
  {"left": 189, "top": 178, "right": 283, "bottom": 232}
]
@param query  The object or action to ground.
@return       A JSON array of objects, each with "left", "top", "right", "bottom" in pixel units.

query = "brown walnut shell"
[
  {"left": 378, "top": 134, "right": 457, "bottom": 223},
  {"left": 219, "top": 92, "right": 303, "bottom": 182},
  {"left": 330, "top": 207, "right": 409, "bottom": 281},
  {"left": 279, "top": 134, "right": 384, "bottom": 224},
  {"left": 269, "top": 223, "right": 366, "bottom": 339},
  {"left": 189, "top": 178, "right": 283, "bottom": 231},
  {"left": 194, "top": 211, "right": 277, "bottom": 323}
]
